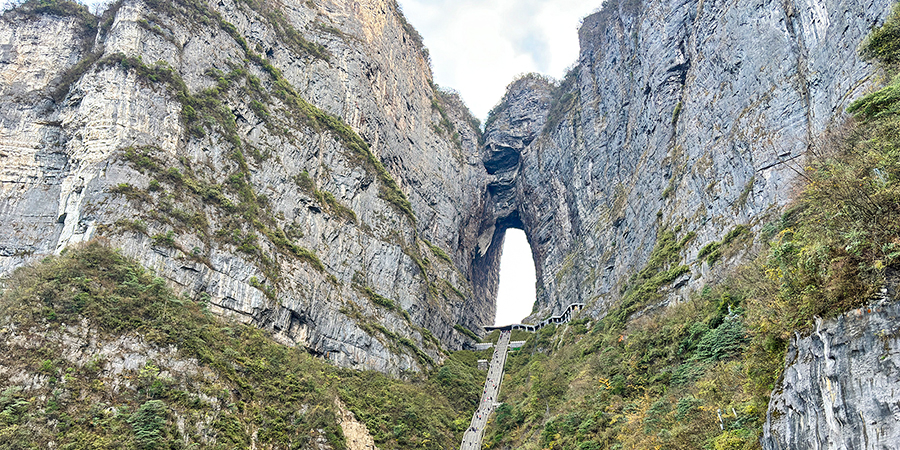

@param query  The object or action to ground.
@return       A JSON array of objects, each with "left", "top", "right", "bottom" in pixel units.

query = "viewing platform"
[{"left": 483, "top": 303, "right": 585, "bottom": 333}]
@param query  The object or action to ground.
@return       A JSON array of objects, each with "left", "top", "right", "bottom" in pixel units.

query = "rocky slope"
[
  {"left": 0, "top": 0, "right": 491, "bottom": 374},
  {"left": 0, "top": 0, "right": 895, "bottom": 389},
  {"left": 762, "top": 286, "right": 900, "bottom": 450},
  {"left": 474, "top": 0, "right": 894, "bottom": 322},
  {"left": 0, "top": 243, "right": 479, "bottom": 449}
]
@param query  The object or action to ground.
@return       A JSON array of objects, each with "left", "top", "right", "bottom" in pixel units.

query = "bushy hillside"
[
  {"left": 481, "top": 7, "right": 900, "bottom": 450},
  {"left": 0, "top": 242, "right": 484, "bottom": 449}
]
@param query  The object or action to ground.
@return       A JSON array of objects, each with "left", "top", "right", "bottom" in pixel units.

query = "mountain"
[
  {"left": 0, "top": 0, "right": 492, "bottom": 375},
  {"left": 2, "top": 0, "right": 900, "bottom": 448},
  {"left": 478, "top": 0, "right": 892, "bottom": 322}
]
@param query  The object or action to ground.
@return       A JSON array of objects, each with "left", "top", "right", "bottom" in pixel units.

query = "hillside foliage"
[
  {"left": 481, "top": 8, "right": 900, "bottom": 449},
  {"left": 0, "top": 242, "right": 484, "bottom": 449}
]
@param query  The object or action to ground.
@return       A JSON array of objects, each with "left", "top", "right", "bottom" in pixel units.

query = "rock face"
[
  {"left": 762, "top": 292, "right": 900, "bottom": 450},
  {"left": 0, "top": 0, "right": 895, "bottom": 383},
  {"left": 474, "top": 0, "right": 894, "bottom": 322},
  {"left": 0, "top": 0, "right": 491, "bottom": 374}
]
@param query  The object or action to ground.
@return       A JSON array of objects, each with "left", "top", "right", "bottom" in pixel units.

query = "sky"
[
  {"left": 73, "top": 0, "right": 600, "bottom": 326},
  {"left": 493, "top": 230, "right": 537, "bottom": 326},
  {"left": 398, "top": 0, "right": 602, "bottom": 121},
  {"left": 397, "top": 0, "right": 601, "bottom": 325}
]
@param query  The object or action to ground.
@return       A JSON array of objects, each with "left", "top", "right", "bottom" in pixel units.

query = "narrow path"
[{"left": 460, "top": 330, "right": 510, "bottom": 450}]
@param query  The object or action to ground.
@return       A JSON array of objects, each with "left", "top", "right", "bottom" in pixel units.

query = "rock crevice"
[{"left": 474, "top": 0, "right": 893, "bottom": 324}]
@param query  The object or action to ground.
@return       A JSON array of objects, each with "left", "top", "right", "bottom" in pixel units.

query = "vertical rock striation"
[
  {"left": 0, "top": 0, "right": 896, "bottom": 392},
  {"left": 475, "top": 0, "right": 894, "bottom": 323},
  {"left": 0, "top": 0, "right": 491, "bottom": 374},
  {"left": 762, "top": 292, "right": 900, "bottom": 450}
]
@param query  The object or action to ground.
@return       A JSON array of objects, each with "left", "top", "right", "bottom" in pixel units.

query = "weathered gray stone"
[
  {"left": 762, "top": 292, "right": 900, "bottom": 450},
  {"left": 0, "top": 0, "right": 490, "bottom": 375},
  {"left": 473, "top": 0, "right": 894, "bottom": 325}
]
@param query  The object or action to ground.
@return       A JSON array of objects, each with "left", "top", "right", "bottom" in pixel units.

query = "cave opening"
[{"left": 494, "top": 228, "right": 537, "bottom": 326}]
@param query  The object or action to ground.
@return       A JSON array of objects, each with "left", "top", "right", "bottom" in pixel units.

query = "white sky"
[
  {"left": 494, "top": 229, "right": 537, "bottom": 325},
  {"left": 397, "top": 1, "right": 601, "bottom": 325},
  {"left": 398, "top": 0, "right": 602, "bottom": 121}
]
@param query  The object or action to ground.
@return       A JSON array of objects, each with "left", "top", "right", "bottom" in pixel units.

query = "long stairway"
[{"left": 460, "top": 330, "right": 511, "bottom": 450}]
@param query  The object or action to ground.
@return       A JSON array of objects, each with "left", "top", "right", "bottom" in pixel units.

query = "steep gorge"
[
  {"left": 2, "top": 0, "right": 900, "bottom": 447},
  {"left": 472, "top": 0, "right": 894, "bottom": 323}
]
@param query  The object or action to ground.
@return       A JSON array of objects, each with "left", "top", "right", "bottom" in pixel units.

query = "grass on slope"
[
  {"left": 482, "top": 6, "right": 900, "bottom": 449},
  {"left": 0, "top": 242, "right": 483, "bottom": 449}
]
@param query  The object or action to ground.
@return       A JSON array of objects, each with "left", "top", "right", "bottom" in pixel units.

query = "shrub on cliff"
[
  {"left": 482, "top": 7, "right": 900, "bottom": 449},
  {"left": 0, "top": 242, "right": 480, "bottom": 449}
]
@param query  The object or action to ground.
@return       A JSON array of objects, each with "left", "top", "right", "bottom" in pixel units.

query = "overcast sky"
[
  {"left": 398, "top": 0, "right": 601, "bottom": 121},
  {"left": 71, "top": 0, "right": 600, "bottom": 326},
  {"left": 397, "top": 0, "right": 601, "bottom": 325},
  {"left": 492, "top": 230, "right": 537, "bottom": 326}
]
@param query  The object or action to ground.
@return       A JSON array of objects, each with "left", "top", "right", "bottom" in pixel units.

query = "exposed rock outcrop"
[
  {"left": 0, "top": 0, "right": 490, "bottom": 374},
  {"left": 762, "top": 293, "right": 900, "bottom": 450},
  {"left": 0, "top": 0, "right": 896, "bottom": 391},
  {"left": 474, "top": 0, "right": 894, "bottom": 322}
]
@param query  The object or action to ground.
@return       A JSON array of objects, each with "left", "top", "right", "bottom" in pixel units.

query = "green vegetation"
[
  {"left": 249, "top": 276, "right": 277, "bottom": 301},
  {"left": 50, "top": 49, "right": 102, "bottom": 102},
  {"left": 859, "top": 2, "right": 900, "bottom": 67},
  {"left": 454, "top": 324, "right": 480, "bottom": 341},
  {"left": 140, "top": 0, "right": 326, "bottom": 60},
  {"left": 697, "top": 225, "right": 751, "bottom": 266},
  {"left": 266, "top": 64, "right": 415, "bottom": 221},
  {"left": 113, "top": 146, "right": 328, "bottom": 291},
  {"left": 389, "top": 0, "right": 430, "bottom": 64},
  {"left": 338, "top": 351, "right": 485, "bottom": 447},
  {"left": 429, "top": 85, "right": 482, "bottom": 149},
  {"left": 359, "top": 285, "right": 397, "bottom": 310},
  {"left": 545, "top": 69, "right": 579, "bottom": 132},
  {"left": 482, "top": 281, "right": 758, "bottom": 449},
  {"left": 233, "top": 0, "right": 329, "bottom": 60},
  {"left": 0, "top": 243, "right": 481, "bottom": 449},
  {"left": 96, "top": 0, "right": 415, "bottom": 224},
  {"left": 672, "top": 101, "right": 683, "bottom": 125},
  {"left": 441, "top": 279, "right": 467, "bottom": 300},
  {"left": 286, "top": 92, "right": 415, "bottom": 221},
  {"left": 431, "top": 96, "right": 455, "bottom": 137},
  {"left": 6, "top": 0, "right": 97, "bottom": 32},
  {"left": 150, "top": 230, "right": 176, "bottom": 248},
  {"left": 661, "top": 176, "right": 676, "bottom": 199},
  {"left": 613, "top": 227, "right": 692, "bottom": 324},
  {"left": 338, "top": 298, "right": 436, "bottom": 368},
  {"left": 0, "top": 242, "right": 347, "bottom": 448},
  {"left": 294, "top": 171, "right": 357, "bottom": 223},
  {"left": 481, "top": 329, "right": 533, "bottom": 344},
  {"left": 426, "top": 240, "right": 452, "bottom": 264},
  {"left": 482, "top": 10, "right": 900, "bottom": 449},
  {"left": 7, "top": 0, "right": 122, "bottom": 103},
  {"left": 97, "top": 55, "right": 247, "bottom": 149},
  {"left": 20, "top": 0, "right": 414, "bottom": 224}
]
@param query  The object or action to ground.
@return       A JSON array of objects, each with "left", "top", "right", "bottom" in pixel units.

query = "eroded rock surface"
[
  {"left": 0, "top": 0, "right": 895, "bottom": 386},
  {"left": 0, "top": 0, "right": 490, "bottom": 374},
  {"left": 474, "top": 0, "right": 894, "bottom": 322},
  {"left": 762, "top": 294, "right": 900, "bottom": 450}
]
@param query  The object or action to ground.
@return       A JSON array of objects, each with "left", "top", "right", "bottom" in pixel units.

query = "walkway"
[
  {"left": 483, "top": 302, "right": 585, "bottom": 333},
  {"left": 460, "top": 330, "right": 510, "bottom": 450}
]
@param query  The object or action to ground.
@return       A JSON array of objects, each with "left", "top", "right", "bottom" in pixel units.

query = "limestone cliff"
[
  {"left": 474, "top": 0, "right": 894, "bottom": 322},
  {"left": 0, "top": 0, "right": 896, "bottom": 384},
  {"left": 762, "top": 289, "right": 900, "bottom": 450},
  {"left": 0, "top": 0, "right": 490, "bottom": 374}
]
